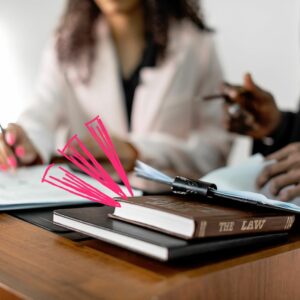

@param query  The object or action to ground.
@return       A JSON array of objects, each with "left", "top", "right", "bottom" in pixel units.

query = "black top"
[
  {"left": 121, "top": 35, "right": 157, "bottom": 130},
  {"left": 253, "top": 109, "right": 300, "bottom": 156}
]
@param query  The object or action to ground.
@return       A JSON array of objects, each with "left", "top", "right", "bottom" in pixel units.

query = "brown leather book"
[{"left": 111, "top": 195, "right": 295, "bottom": 239}]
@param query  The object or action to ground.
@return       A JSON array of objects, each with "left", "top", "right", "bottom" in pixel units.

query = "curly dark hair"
[{"left": 56, "top": 0, "right": 209, "bottom": 81}]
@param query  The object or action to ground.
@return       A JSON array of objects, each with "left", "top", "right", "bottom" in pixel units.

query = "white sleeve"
[
  {"left": 17, "top": 41, "right": 69, "bottom": 163},
  {"left": 130, "top": 39, "right": 232, "bottom": 176}
]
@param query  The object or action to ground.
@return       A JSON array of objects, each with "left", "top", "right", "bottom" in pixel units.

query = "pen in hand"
[
  {"left": 0, "top": 124, "right": 19, "bottom": 170},
  {"left": 203, "top": 84, "right": 253, "bottom": 103},
  {"left": 203, "top": 93, "right": 230, "bottom": 102},
  {"left": 203, "top": 90, "right": 256, "bottom": 134}
]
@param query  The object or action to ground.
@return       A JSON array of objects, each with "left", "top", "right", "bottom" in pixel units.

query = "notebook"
[
  {"left": 53, "top": 206, "right": 288, "bottom": 261},
  {"left": 0, "top": 164, "right": 142, "bottom": 210}
]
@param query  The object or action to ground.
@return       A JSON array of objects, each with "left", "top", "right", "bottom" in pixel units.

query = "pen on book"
[{"left": 0, "top": 124, "right": 19, "bottom": 169}]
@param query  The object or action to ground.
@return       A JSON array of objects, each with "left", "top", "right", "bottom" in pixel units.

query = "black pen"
[
  {"left": 0, "top": 124, "right": 19, "bottom": 168},
  {"left": 203, "top": 87, "right": 253, "bottom": 102},
  {"left": 203, "top": 92, "right": 256, "bottom": 134},
  {"left": 203, "top": 93, "right": 231, "bottom": 102},
  {"left": 203, "top": 93, "right": 243, "bottom": 118}
]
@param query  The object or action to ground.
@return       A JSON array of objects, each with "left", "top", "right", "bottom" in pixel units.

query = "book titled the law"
[
  {"left": 111, "top": 195, "right": 295, "bottom": 239},
  {"left": 53, "top": 206, "right": 288, "bottom": 261}
]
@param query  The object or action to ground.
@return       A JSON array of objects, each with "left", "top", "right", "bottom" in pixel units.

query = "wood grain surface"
[{"left": 0, "top": 213, "right": 299, "bottom": 300}]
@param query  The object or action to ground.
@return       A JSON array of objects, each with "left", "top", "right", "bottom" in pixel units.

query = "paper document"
[
  {"left": 135, "top": 157, "right": 300, "bottom": 214},
  {"left": 0, "top": 165, "right": 142, "bottom": 211},
  {"left": 202, "top": 154, "right": 300, "bottom": 213},
  {"left": 201, "top": 154, "right": 270, "bottom": 192}
]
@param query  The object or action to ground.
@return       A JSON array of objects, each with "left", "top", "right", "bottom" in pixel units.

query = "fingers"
[
  {"left": 221, "top": 83, "right": 252, "bottom": 107},
  {"left": 67, "top": 136, "right": 106, "bottom": 160},
  {"left": 0, "top": 125, "right": 18, "bottom": 170},
  {"left": 14, "top": 142, "right": 37, "bottom": 164},
  {"left": 10, "top": 123, "right": 40, "bottom": 164},
  {"left": 222, "top": 74, "right": 256, "bottom": 103},
  {"left": 221, "top": 79, "right": 261, "bottom": 134},
  {"left": 243, "top": 73, "right": 256, "bottom": 91},
  {"left": 0, "top": 139, "right": 17, "bottom": 170},
  {"left": 5, "top": 123, "right": 22, "bottom": 145},
  {"left": 243, "top": 73, "right": 268, "bottom": 96},
  {"left": 268, "top": 170, "right": 300, "bottom": 197},
  {"left": 0, "top": 123, "right": 39, "bottom": 170},
  {"left": 223, "top": 102, "right": 260, "bottom": 135},
  {"left": 222, "top": 81, "right": 257, "bottom": 116},
  {"left": 279, "top": 184, "right": 300, "bottom": 201},
  {"left": 222, "top": 83, "right": 240, "bottom": 102},
  {"left": 257, "top": 158, "right": 295, "bottom": 188},
  {"left": 5, "top": 131, "right": 16, "bottom": 146},
  {"left": 257, "top": 144, "right": 300, "bottom": 201},
  {"left": 15, "top": 145, "right": 25, "bottom": 158},
  {"left": 266, "top": 143, "right": 300, "bottom": 161}
]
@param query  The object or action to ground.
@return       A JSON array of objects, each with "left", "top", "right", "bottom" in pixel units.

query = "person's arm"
[
  {"left": 0, "top": 40, "right": 69, "bottom": 170},
  {"left": 17, "top": 40, "right": 70, "bottom": 163},
  {"left": 220, "top": 74, "right": 300, "bottom": 155},
  {"left": 129, "top": 37, "right": 232, "bottom": 177},
  {"left": 222, "top": 73, "right": 282, "bottom": 140}
]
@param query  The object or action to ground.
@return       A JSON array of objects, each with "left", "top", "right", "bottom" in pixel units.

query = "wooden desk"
[{"left": 0, "top": 214, "right": 299, "bottom": 300}]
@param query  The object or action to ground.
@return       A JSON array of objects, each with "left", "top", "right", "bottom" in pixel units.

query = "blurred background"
[{"left": 0, "top": 0, "right": 300, "bottom": 163}]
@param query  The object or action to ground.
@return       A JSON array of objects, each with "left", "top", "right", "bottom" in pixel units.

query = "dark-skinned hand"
[
  {"left": 222, "top": 73, "right": 282, "bottom": 139},
  {"left": 257, "top": 143, "right": 300, "bottom": 201}
]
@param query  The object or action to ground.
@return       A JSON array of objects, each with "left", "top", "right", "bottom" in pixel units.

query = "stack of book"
[
  {"left": 53, "top": 160, "right": 298, "bottom": 261},
  {"left": 53, "top": 194, "right": 295, "bottom": 261}
]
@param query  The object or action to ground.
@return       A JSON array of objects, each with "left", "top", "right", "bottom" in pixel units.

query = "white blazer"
[{"left": 18, "top": 19, "right": 231, "bottom": 176}]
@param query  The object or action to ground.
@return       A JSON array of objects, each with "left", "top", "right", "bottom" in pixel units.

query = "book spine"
[{"left": 195, "top": 215, "right": 295, "bottom": 238}]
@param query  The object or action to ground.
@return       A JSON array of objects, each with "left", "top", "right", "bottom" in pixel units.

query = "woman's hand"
[
  {"left": 0, "top": 123, "right": 41, "bottom": 170},
  {"left": 73, "top": 135, "right": 138, "bottom": 171},
  {"left": 222, "top": 73, "right": 282, "bottom": 139},
  {"left": 257, "top": 143, "right": 300, "bottom": 201}
]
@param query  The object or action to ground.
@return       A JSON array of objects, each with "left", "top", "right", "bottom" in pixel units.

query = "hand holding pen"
[
  {"left": 0, "top": 123, "right": 40, "bottom": 171},
  {"left": 204, "top": 73, "right": 282, "bottom": 139}
]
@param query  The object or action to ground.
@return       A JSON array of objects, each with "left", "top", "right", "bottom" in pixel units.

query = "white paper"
[
  {"left": 201, "top": 154, "right": 300, "bottom": 213},
  {"left": 0, "top": 164, "right": 142, "bottom": 210},
  {"left": 201, "top": 154, "right": 270, "bottom": 192}
]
